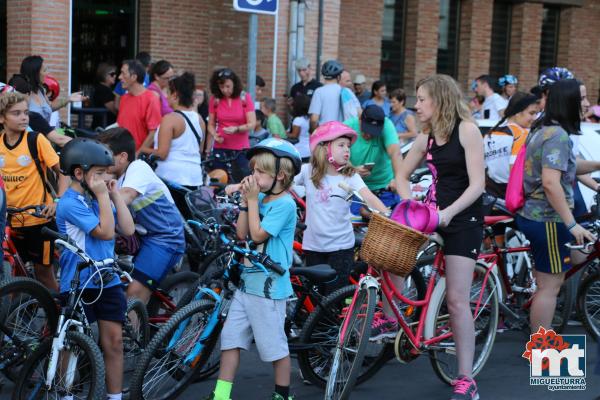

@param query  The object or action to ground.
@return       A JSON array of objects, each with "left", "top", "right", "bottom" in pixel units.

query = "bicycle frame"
[
  {"left": 345, "top": 246, "right": 495, "bottom": 352},
  {"left": 3, "top": 226, "right": 30, "bottom": 277}
]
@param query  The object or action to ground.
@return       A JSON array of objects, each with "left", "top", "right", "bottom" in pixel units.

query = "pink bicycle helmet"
[
  {"left": 309, "top": 121, "right": 357, "bottom": 153},
  {"left": 390, "top": 200, "right": 439, "bottom": 234}
]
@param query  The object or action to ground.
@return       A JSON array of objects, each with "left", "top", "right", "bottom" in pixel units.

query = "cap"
[
  {"left": 361, "top": 105, "right": 385, "bottom": 136},
  {"left": 295, "top": 57, "right": 310, "bottom": 70},
  {"left": 353, "top": 74, "right": 366, "bottom": 85}
]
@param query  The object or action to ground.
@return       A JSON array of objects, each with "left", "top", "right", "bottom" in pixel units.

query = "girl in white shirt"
[{"left": 294, "top": 121, "right": 387, "bottom": 289}]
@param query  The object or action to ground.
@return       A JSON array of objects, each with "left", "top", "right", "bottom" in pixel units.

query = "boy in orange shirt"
[{"left": 0, "top": 92, "right": 68, "bottom": 290}]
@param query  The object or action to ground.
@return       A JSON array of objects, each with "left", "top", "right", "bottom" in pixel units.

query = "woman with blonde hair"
[{"left": 397, "top": 74, "right": 485, "bottom": 400}]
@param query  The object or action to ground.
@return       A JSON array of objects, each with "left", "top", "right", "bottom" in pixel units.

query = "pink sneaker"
[
  {"left": 450, "top": 375, "right": 479, "bottom": 400},
  {"left": 369, "top": 316, "right": 398, "bottom": 342}
]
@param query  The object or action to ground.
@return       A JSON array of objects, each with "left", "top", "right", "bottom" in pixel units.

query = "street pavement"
[
  {"left": 181, "top": 324, "right": 599, "bottom": 400},
  {"left": 0, "top": 326, "right": 596, "bottom": 399}
]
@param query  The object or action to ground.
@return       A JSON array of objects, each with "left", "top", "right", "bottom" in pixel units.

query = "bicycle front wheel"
[
  {"left": 123, "top": 297, "right": 150, "bottom": 395},
  {"left": 577, "top": 270, "right": 600, "bottom": 340},
  {"left": 129, "top": 299, "right": 217, "bottom": 400},
  {"left": 426, "top": 263, "right": 499, "bottom": 385},
  {"left": 13, "top": 330, "right": 105, "bottom": 400},
  {"left": 324, "top": 285, "right": 377, "bottom": 400}
]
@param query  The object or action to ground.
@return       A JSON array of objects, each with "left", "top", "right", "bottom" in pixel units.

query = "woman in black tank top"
[{"left": 396, "top": 75, "right": 486, "bottom": 399}]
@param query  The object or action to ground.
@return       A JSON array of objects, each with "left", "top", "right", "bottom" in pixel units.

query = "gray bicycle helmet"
[
  {"left": 60, "top": 138, "right": 114, "bottom": 176},
  {"left": 321, "top": 60, "right": 344, "bottom": 79}
]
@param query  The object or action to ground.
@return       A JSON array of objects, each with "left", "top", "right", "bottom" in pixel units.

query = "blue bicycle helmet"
[
  {"left": 538, "top": 67, "right": 574, "bottom": 89},
  {"left": 321, "top": 60, "right": 344, "bottom": 79},
  {"left": 247, "top": 137, "right": 302, "bottom": 175},
  {"left": 498, "top": 75, "right": 518, "bottom": 87}
]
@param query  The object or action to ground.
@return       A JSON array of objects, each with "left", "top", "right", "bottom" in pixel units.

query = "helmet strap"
[
  {"left": 265, "top": 157, "right": 281, "bottom": 196},
  {"left": 72, "top": 170, "right": 96, "bottom": 199},
  {"left": 326, "top": 142, "right": 344, "bottom": 170}
]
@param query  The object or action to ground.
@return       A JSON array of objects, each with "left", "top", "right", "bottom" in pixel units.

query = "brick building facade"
[{"left": 3, "top": 0, "right": 600, "bottom": 112}]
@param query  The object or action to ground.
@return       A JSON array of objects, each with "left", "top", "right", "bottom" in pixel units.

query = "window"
[
  {"left": 539, "top": 5, "right": 561, "bottom": 73},
  {"left": 489, "top": 1, "right": 512, "bottom": 79},
  {"left": 0, "top": 0, "right": 6, "bottom": 82},
  {"left": 380, "top": 0, "right": 406, "bottom": 90},
  {"left": 72, "top": 0, "right": 137, "bottom": 92},
  {"left": 436, "top": 0, "right": 460, "bottom": 77}
]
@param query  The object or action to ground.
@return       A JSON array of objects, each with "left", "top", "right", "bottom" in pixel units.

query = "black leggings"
[{"left": 304, "top": 248, "right": 355, "bottom": 293}]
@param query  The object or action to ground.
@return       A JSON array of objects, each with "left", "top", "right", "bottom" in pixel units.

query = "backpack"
[
  {"left": 26, "top": 132, "right": 56, "bottom": 203},
  {"left": 505, "top": 129, "right": 538, "bottom": 214}
]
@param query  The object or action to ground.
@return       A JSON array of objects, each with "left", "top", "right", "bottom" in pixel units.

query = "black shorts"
[
  {"left": 438, "top": 225, "right": 483, "bottom": 260},
  {"left": 11, "top": 222, "right": 56, "bottom": 265},
  {"left": 79, "top": 286, "right": 127, "bottom": 324}
]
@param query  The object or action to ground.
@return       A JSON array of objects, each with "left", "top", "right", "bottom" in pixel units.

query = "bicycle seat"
[
  {"left": 290, "top": 264, "right": 337, "bottom": 283},
  {"left": 484, "top": 215, "right": 513, "bottom": 226}
]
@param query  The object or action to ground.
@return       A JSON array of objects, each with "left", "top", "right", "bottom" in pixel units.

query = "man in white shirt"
[{"left": 475, "top": 74, "right": 508, "bottom": 120}]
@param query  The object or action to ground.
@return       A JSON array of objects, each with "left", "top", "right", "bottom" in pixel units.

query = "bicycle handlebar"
[
  {"left": 7, "top": 205, "right": 46, "bottom": 218},
  {"left": 42, "top": 227, "right": 115, "bottom": 270},
  {"left": 409, "top": 167, "right": 431, "bottom": 184}
]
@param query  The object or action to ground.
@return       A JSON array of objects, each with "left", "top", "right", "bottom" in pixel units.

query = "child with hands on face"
[
  {"left": 56, "top": 138, "right": 135, "bottom": 400},
  {"left": 207, "top": 138, "right": 301, "bottom": 400}
]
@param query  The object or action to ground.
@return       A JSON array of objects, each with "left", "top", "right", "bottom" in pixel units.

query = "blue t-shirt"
[
  {"left": 390, "top": 109, "right": 414, "bottom": 133},
  {"left": 113, "top": 73, "right": 150, "bottom": 96},
  {"left": 240, "top": 192, "right": 296, "bottom": 300},
  {"left": 363, "top": 98, "right": 392, "bottom": 117},
  {"left": 118, "top": 160, "right": 185, "bottom": 250},
  {"left": 56, "top": 188, "right": 121, "bottom": 293}
]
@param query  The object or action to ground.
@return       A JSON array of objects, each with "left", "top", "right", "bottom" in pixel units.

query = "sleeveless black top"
[{"left": 426, "top": 120, "right": 483, "bottom": 232}]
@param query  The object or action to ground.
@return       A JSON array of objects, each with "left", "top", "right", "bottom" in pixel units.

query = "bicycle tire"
[
  {"left": 576, "top": 270, "right": 600, "bottom": 340},
  {"left": 0, "top": 277, "right": 59, "bottom": 382},
  {"left": 128, "top": 299, "right": 217, "bottom": 400},
  {"left": 12, "top": 330, "right": 105, "bottom": 400},
  {"left": 123, "top": 297, "right": 150, "bottom": 395},
  {"left": 425, "top": 263, "right": 499, "bottom": 385},
  {"left": 146, "top": 271, "right": 200, "bottom": 319},
  {"left": 324, "top": 285, "right": 377, "bottom": 400}
]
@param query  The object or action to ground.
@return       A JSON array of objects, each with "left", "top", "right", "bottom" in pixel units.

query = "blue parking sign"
[{"left": 233, "top": 0, "right": 278, "bottom": 15}]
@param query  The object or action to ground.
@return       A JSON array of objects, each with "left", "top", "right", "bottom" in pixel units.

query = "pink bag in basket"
[{"left": 505, "top": 141, "right": 527, "bottom": 214}]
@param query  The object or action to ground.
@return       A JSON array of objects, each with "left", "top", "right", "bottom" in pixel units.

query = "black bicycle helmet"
[
  {"left": 321, "top": 59, "right": 344, "bottom": 79},
  {"left": 60, "top": 138, "right": 114, "bottom": 176}
]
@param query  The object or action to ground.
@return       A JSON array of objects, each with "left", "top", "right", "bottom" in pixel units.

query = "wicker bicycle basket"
[{"left": 359, "top": 212, "right": 429, "bottom": 277}]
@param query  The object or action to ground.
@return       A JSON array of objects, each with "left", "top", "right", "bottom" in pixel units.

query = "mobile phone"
[{"left": 363, "top": 162, "right": 375, "bottom": 171}]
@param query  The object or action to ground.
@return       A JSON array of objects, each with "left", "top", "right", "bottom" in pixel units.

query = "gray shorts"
[{"left": 220, "top": 290, "right": 289, "bottom": 362}]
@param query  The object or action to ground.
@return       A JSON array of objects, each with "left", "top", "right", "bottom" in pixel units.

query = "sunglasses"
[{"left": 218, "top": 69, "right": 233, "bottom": 78}]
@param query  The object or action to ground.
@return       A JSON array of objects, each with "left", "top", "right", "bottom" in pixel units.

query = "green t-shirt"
[
  {"left": 345, "top": 116, "right": 398, "bottom": 190},
  {"left": 267, "top": 114, "right": 287, "bottom": 139}
]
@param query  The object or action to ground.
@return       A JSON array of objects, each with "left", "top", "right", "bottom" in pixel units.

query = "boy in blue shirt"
[
  {"left": 56, "top": 138, "right": 135, "bottom": 400},
  {"left": 206, "top": 138, "right": 301, "bottom": 400},
  {"left": 98, "top": 127, "right": 185, "bottom": 304}
]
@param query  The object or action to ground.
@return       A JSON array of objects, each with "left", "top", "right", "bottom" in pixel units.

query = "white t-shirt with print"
[
  {"left": 295, "top": 164, "right": 366, "bottom": 252},
  {"left": 482, "top": 93, "right": 508, "bottom": 120}
]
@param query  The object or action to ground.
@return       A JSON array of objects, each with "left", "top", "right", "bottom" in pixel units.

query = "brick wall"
[
  {"left": 457, "top": 0, "right": 494, "bottom": 90},
  {"left": 403, "top": 0, "right": 439, "bottom": 96},
  {"left": 7, "top": 0, "right": 70, "bottom": 102},
  {"left": 338, "top": 0, "right": 384, "bottom": 84},
  {"left": 508, "top": 2, "right": 543, "bottom": 94},
  {"left": 556, "top": 0, "right": 600, "bottom": 105}
]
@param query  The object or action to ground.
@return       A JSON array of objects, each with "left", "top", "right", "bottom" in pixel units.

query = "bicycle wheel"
[
  {"left": 553, "top": 275, "right": 575, "bottom": 333},
  {"left": 123, "top": 298, "right": 150, "bottom": 395},
  {"left": 13, "top": 330, "right": 105, "bottom": 400},
  {"left": 324, "top": 285, "right": 377, "bottom": 400},
  {"left": 0, "top": 277, "right": 58, "bottom": 382},
  {"left": 577, "top": 271, "right": 600, "bottom": 340},
  {"left": 426, "top": 263, "right": 499, "bottom": 385},
  {"left": 128, "top": 299, "right": 218, "bottom": 400},
  {"left": 147, "top": 271, "right": 200, "bottom": 320}
]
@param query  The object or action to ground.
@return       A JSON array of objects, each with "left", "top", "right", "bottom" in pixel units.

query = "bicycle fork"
[{"left": 45, "top": 316, "right": 84, "bottom": 389}]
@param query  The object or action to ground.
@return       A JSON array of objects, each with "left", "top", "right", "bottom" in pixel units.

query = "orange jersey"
[{"left": 0, "top": 131, "right": 59, "bottom": 227}]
